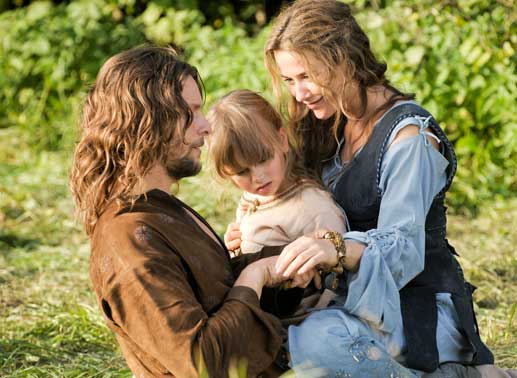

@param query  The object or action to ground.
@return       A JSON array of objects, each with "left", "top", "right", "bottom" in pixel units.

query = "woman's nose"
[{"left": 295, "top": 81, "right": 310, "bottom": 103}]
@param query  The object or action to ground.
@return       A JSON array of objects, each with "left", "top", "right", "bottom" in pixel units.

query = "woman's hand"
[
  {"left": 276, "top": 231, "right": 365, "bottom": 278},
  {"left": 224, "top": 222, "right": 242, "bottom": 253},
  {"left": 275, "top": 232, "right": 338, "bottom": 278}
]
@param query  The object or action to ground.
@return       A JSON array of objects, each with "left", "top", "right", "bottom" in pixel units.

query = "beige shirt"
[{"left": 236, "top": 181, "right": 348, "bottom": 254}]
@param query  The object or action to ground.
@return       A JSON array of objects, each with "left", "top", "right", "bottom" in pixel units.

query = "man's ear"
[{"left": 279, "top": 127, "right": 289, "bottom": 154}]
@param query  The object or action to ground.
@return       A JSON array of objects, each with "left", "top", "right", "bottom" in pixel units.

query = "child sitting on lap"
[{"left": 207, "top": 89, "right": 347, "bottom": 257}]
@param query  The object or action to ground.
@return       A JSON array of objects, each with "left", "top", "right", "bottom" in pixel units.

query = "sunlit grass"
[
  {"left": 1, "top": 128, "right": 515, "bottom": 377},
  {"left": 448, "top": 200, "right": 517, "bottom": 368}
]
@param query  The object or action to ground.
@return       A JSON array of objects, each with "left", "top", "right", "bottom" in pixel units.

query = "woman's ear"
[{"left": 279, "top": 127, "right": 290, "bottom": 154}]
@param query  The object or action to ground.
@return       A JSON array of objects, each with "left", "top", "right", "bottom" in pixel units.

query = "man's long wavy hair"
[
  {"left": 70, "top": 46, "right": 202, "bottom": 236},
  {"left": 265, "top": 0, "right": 414, "bottom": 176}
]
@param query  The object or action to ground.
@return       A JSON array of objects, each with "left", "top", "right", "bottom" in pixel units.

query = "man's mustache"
[{"left": 179, "top": 138, "right": 204, "bottom": 149}]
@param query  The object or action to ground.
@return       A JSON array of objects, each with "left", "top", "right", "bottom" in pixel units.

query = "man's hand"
[
  {"left": 283, "top": 269, "right": 322, "bottom": 290},
  {"left": 252, "top": 256, "right": 286, "bottom": 288},
  {"left": 235, "top": 255, "right": 323, "bottom": 299},
  {"left": 235, "top": 256, "right": 291, "bottom": 298}
]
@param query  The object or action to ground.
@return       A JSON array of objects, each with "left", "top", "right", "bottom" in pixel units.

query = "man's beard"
[{"left": 165, "top": 150, "right": 201, "bottom": 180}]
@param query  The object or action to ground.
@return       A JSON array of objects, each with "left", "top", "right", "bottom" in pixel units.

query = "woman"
[{"left": 260, "top": 0, "right": 496, "bottom": 376}]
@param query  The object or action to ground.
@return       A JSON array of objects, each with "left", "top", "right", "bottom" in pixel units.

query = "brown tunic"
[{"left": 90, "top": 189, "right": 284, "bottom": 378}]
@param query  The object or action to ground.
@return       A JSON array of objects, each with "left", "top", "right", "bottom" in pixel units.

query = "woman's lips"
[{"left": 305, "top": 97, "right": 323, "bottom": 109}]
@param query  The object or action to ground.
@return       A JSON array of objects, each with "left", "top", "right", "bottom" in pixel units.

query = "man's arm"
[{"left": 98, "top": 221, "right": 283, "bottom": 378}]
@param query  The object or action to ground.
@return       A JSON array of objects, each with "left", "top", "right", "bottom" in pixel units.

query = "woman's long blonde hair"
[
  {"left": 207, "top": 89, "right": 313, "bottom": 187},
  {"left": 70, "top": 46, "right": 202, "bottom": 236},
  {"left": 265, "top": 0, "right": 414, "bottom": 174}
]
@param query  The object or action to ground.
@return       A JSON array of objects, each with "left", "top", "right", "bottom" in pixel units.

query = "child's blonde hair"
[{"left": 207, "top": 89, "right": 311, "bottom": 186}]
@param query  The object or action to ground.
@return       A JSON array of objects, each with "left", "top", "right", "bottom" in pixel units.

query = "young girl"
[{"left": 207, "top": 89, "right": 347, "bottom": 258}]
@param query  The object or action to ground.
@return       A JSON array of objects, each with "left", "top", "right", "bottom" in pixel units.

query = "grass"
[{"left": 0, "top": 127, "right": 515, "bottom": 376}]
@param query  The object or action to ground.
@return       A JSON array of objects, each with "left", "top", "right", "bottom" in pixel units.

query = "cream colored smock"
[{"left": 236, "top": 180, "right": 348, "bottom": 254}]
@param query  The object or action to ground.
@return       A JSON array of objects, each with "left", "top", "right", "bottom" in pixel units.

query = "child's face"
[
  {"left": 229, "top": 150, "right": 288, "bottom": 196},
  {"left": 228, "top": 141, "right": 290, "bottom": 197}
]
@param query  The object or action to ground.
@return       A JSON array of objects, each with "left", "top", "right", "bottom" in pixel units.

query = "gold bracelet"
[{"left": 321, "top": 231, "right": 347, "bottom": 274}]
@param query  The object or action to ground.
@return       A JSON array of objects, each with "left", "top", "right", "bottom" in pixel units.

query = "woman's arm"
[{"left": 275, "top": 119, "right": 449, "bottom": 330}]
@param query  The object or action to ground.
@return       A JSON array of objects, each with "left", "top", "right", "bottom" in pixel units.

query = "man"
[{"left": 70, "top": 46, "right": 292, "bottom": 378}]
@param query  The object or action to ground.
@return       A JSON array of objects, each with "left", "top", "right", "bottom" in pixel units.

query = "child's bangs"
[
  {"left": 207, "top": 89, "right": 286, "bottom": 178},
  {"left": 220, "top": 126, "right": 277, "bottom": 176}
]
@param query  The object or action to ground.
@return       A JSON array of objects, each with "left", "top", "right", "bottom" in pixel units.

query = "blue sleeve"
[{"left": 340, "top": 122, "right": 449, "bottom": 333}]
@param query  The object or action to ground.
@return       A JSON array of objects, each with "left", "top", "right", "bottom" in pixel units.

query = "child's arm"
[
  {"left": 223, "top": 201, "right": 247, "bottom": 255},
  {"left": 300, "top": 191, "right": 348, "bottom": 236},
  {"left": 224, "top": 222, "right": 242, "bottom": 254}
]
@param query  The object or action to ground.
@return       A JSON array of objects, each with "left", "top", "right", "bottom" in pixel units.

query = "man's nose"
[
  {"left": 295, "top": 81, "right": 310, "bottom": 103},
  {"left": 196, "top": 113, "right": 212, "bottom": 136}
]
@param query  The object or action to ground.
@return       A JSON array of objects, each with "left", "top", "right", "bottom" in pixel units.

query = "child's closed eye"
[
  {"left": 235, "top": 168, "right": 250, "bottom": 176},
  {"left": 257, "top": 157, "right": 271, "bottom": 164}
]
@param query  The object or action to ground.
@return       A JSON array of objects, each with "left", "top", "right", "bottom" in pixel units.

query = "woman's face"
[{"left": 274, "top": 50, "right": 337, "bottom": 120}]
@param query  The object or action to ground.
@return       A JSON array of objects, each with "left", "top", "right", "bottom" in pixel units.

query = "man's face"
[{"left": 165, "top": 76, "right": 211, "bottom": 180}]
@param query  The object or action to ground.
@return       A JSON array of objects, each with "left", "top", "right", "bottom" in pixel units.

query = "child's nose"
[{"left": 252, "top": 167, "right": 266, "bottom": 183}]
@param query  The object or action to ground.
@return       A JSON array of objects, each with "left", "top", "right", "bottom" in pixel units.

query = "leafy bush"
[
  {"left": 0, "top": 0, "right": 145, "bottom": 150},
  {"left": 350, "top": 0, "right": 517, "bottom": 207},
  {"left": 0, "top": 0, "right": 515, "bottom": 209},
  {"left": 138, "top": 2, "right": 271, "bottom": 104}
]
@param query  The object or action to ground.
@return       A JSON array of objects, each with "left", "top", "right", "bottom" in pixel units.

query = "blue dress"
[{"left": 288, "top": 103, "right": 473, "bottom": 377}]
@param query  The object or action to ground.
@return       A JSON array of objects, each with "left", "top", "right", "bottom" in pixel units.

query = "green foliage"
[
  {"left": 137, "top": 3, "right": 271, "bottom": 105},
  {"left": 0, "top": 0, "right": 145, "bottom": 150},
  {"left": 0, "top": 0, "right": 515, "bottom": 206},
  {"left": 350, "top": 0, "right": 517, "bottom": 207}
]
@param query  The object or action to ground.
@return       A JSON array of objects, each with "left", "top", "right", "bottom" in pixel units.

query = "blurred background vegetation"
[
  {"left": 0, "top": 0, "right": 515, "bottom": 208},
  {"left": 0, "top": 0, "right": 516, "bottom": 376}
]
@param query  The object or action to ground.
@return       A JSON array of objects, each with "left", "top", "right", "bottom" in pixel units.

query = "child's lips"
[{"left": 256, "top": 182, "right": 272, "bottom": 193}]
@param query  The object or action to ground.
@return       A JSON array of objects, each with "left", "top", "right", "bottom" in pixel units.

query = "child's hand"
[{"left": 224, "top": 222, "right": 242, "bottom": 252}]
